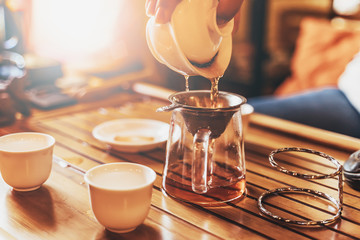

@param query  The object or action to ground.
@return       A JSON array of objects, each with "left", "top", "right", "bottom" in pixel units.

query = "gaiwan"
[{"left": 146, "top": 0, "right": 234, "bottom": 79}]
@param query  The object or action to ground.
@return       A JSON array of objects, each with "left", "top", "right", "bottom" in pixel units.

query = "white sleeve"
[{"left": 338, "top": 51, "right": 360, "bottom": 114}]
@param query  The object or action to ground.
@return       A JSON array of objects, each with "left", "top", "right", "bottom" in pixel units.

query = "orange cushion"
[{"left": 275, "top": 17, "right": 360, "bottom": 96}]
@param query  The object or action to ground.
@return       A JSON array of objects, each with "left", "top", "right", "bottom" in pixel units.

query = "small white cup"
[
  {"left": 0, "top": 132, "right": 55, "bottom": 191},
  {"left": 84, "top": 163, "right": 156, "bottom": 233}
]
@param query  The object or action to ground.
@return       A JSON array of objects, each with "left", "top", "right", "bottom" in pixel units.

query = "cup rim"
[
  {"left": 84, "top": 162, "right": 156, "bottom": 191},
  {"left": 168, "top": 90, "right": 247, "bottom": 112},
  {"left": 0, "top": 132, "right": 55, "bottom": 153}
]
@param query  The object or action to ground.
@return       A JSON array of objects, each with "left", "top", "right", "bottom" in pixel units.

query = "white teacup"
[
  {"left": 84, "top": 162, "right": 156, "bottom": 233},
  {"left": 0, "top": 132, "right": 55, "bottom": 191}
]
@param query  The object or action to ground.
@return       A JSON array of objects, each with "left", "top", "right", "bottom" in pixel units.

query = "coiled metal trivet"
[{"left": 258, "top": 147, "right": 343, "bottom": 226}]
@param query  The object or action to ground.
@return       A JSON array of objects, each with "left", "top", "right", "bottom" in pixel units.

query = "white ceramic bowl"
[
  {"left": 0, "top": 132, "right": 55, "bottom": 191},
  {"left": 92, "top": 119, "right": 171, "bottom": 153}
]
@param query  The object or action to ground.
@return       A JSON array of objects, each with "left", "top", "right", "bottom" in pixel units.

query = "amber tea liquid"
[
  {"left": 163, "top": 162, "right": 246, "bottom": 206},
  {"left": 210, "top": 77, "right": 220, "bottom": 108}
]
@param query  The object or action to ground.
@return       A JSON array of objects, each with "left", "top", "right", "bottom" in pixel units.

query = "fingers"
[
  {"left": 145, "top": 0, "right": 181, "bottom": 24},
  {"left": 145, "top": 0, "right": 244, "bottom": 27},
  {"left": 145, "top": 0, "right": 157, "bottom": 17},
  {"left": 154, "top": 7, "right": 171, "bottom": 24},
  {"left": 217, "top": 0, "right": 244, "bottom": 25}
]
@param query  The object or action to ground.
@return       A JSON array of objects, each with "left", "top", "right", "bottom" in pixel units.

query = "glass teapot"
[{"left": 159, "top": 90, "right": 247, "bottom": 206}]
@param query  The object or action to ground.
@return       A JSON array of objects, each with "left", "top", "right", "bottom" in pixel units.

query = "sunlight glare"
[{"left": 30, "top": 0, "right": 125, "bottom": 63}]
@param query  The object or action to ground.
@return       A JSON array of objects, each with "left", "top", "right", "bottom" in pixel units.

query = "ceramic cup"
[
  {"left": 84, "top": 162, "right": 156, "bottom": 233},
  {"left": 0, "top": 132, "right": 55, "bottom": 191},
  {"left": 146, "top": 0, "right": 234, "bottom": 79}
]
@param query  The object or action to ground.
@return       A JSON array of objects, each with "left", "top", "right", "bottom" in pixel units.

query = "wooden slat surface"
[{"left": 1, "top": 90, "right": 360, "bottom": 240}]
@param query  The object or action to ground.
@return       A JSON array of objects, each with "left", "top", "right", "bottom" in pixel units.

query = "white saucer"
[{"left": 92, "top": 119, "right": 170, "bottom": 153}]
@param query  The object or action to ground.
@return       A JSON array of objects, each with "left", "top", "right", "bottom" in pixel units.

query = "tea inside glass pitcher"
[{"left": 161, "top": 90, "right": 247, "bottom": 206}]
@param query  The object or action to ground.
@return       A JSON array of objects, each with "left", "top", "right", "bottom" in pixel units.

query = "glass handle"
[{"left": 192, "top": 129, "right": 211, "bottom": 194}]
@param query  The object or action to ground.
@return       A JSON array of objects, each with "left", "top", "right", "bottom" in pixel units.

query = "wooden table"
[{"left": 0, "top": 83, "right": 360, "bottom": 239}]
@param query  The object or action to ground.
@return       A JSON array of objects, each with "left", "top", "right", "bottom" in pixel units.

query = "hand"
[
  {"left": 146, "top": 0, "right": 244, "bottom": 27},
  {"left": 0, "top": 73, "right": 31, "bottom": 126},
  {"left": 216, "top": 0, "right": 244, "bottom": 27},
  {"left": 145, "top": 0, "right": 182, "bottom": 24}
]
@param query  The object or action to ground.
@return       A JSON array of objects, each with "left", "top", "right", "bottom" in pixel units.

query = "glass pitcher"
[{"left": 159, "top": 90, "right": 247, "bottom": 206}]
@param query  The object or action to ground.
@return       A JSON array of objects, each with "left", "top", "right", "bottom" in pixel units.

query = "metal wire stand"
[{"left": 258, "top": 147, "right": 343, "bottom": 226}]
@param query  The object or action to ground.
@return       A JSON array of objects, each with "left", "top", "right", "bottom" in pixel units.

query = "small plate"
[{"left": 92, "top": 119, "right": 170, "bottom": 153}]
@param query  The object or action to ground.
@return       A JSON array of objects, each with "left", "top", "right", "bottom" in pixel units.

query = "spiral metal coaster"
[{"left": 258, "top": 147, "right": 343, "bottom": 226}]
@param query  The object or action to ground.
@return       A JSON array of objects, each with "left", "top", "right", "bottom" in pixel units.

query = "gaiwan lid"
[{"left": 146, "top": 0, "right": 234, "bottom": 79}]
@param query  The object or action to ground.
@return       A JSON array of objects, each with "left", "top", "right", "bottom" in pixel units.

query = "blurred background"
[{"left": 1, "top": 0, "right": 360, "bottom": 108}]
